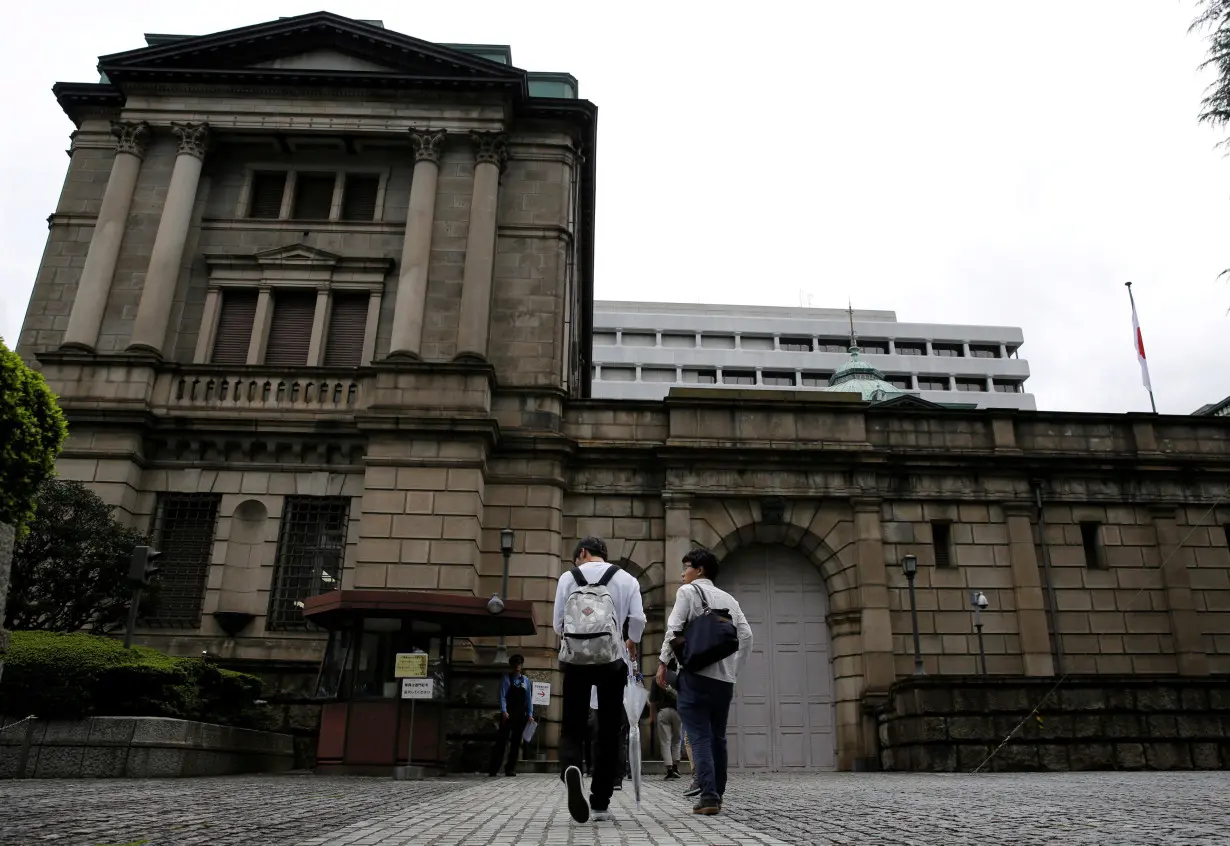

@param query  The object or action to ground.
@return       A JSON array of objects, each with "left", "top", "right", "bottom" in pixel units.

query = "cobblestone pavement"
[{"left": 1, "top": 771, "right": 1227, "bottom": 846}]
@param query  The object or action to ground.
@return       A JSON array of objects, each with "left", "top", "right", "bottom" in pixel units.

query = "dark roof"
[{"left": 303, "top": 589, "right": 537, "bottom": 636}]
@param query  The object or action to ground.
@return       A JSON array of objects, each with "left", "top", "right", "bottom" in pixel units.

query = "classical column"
[
  {"left": 1003, "top": 503, "right": 1056, "bottom": 676},
  {"left": 1149, "top": 506, "right": 1209, "bottom": 675},
  {"left": 62, "top": 121, "right": 151, "bottom": 351},
  {"left": 388, "top": 128, "right": 447, "bottom": 359},
  {"left": 127, "top": 122, "right": 210, "bottom": 356},
  {"left": 306, "top": 286, "right": 331, "bottom": 366},
  {"left": 455, "top": 131, "right": 507, "bottom": 361}
]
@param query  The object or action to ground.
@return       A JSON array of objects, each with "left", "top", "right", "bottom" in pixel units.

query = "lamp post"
[
  {"left": 902, "top": 554, "right": 924, "bottom": 675},
  {"left": 971, "top": 590, "right": 989, "bottom": 676},
  {"left": 489, "top": 529, "right": 515, "bottom": 665}
]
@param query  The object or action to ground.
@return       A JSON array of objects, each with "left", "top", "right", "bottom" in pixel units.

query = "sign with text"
[
  {"left": 394, "top": 652, "right": 428, "bottom": 678},
  {"left": 401, "top": 678, "right": 434, "bottom": 700},
  {"left": 531, "top": 682, "right": 551, "bottom": 706}
]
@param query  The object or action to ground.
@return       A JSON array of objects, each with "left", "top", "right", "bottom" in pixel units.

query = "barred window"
[
  {"left": 147, "top": 494, "right": 221, "bottom": 627},
  {"left": 268, "top": 496, "right": 350, "bottom": 630}
]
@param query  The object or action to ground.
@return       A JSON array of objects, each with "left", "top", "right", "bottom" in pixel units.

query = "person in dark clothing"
[{"left": 488, "top": 654, "right": 534, "bottom": 777}]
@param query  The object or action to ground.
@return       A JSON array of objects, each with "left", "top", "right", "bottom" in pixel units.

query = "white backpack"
[{"left": 558, "top": 564, "right": 623, "bottom": 665}]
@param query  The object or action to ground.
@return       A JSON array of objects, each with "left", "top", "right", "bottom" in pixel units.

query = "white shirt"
[
  {"left": 659, "top": 579, "right": 754, "bottom": 685},
  {"left": 553, "top": 558, "right": 647, "bottom": 648}
]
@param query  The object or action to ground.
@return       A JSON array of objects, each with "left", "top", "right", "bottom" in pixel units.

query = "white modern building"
[{"left": 591, "top": 301, "right": 1036, "bottom": 410}]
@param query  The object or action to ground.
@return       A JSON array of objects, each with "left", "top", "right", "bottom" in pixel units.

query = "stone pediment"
[
  {"left": 204, "top": 244, "right": 394, "bottom": 284},
  {"left": 253, "top": 244, "right": 342, "bottom": 268},
  {"left": 97, "top": 12, "right": 527, "bottom": 88},
  {"left": 869, "top": 393, "right": 946, "bottom": 410}
]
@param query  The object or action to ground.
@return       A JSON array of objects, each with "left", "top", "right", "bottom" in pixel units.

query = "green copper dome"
[{"left": 823, "top": 346, "right": 906, "bottom": 403}]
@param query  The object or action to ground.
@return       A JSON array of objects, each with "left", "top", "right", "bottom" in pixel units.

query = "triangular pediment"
[
  {"left": 249, "top": 48, "right": 400, "bottom": 74},
  {"left": 97, "top": 12, "right": 527, "bottom": 89},
  {"left": 254, "top": 244, "right": 340, "bottom": 266},
  {"left": 870, "top": 393, "right": 946, "bottom": 410}
]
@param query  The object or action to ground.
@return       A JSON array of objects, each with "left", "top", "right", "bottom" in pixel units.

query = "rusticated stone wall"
[{"left": 878, "top": 676, "right": 1230, "bottom": 772}]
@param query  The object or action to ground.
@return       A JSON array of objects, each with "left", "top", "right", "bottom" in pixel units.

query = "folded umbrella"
[{"left": 623, "top": 670, "right": 649, "bottom": 810}]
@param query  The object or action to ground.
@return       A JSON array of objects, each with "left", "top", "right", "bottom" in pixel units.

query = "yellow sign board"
[{"left": 394, "top": 652, "right": 428, "bottom": 678}]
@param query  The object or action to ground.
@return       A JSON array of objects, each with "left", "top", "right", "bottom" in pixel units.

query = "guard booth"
[{"left": 303, "top": 590, "right": 537, "bottom": 775}]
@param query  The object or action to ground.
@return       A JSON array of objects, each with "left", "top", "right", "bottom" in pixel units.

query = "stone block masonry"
[
  {"left": 878, "top": 675, "right": 1230, "bottom": 772},
  {"left": 0, "top": 716, "right": 294, "bottom": 778}
]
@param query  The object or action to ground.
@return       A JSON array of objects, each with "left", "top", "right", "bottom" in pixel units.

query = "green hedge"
[
  {"left": 0, "top": 631, "right": 273, "bottom": 730},
  {"left": 0, "top": 338, "right": 68, "bottom": 531}
]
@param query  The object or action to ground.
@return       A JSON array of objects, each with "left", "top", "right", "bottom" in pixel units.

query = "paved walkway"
[{"left": 0, "top": 771, "right": 1227, "bottom": 845}]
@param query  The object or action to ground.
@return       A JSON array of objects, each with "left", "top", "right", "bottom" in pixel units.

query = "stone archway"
[
  {"left": 684, "top": 498, "right": 868, "bottom": 770},
  {"left": 722, "top": 543, "right": 836, "bottom": 771}
]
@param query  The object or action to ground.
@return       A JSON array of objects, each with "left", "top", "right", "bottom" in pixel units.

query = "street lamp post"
[
  {"left": 971, "top": 591, "right": 989, "bottom": 676},
  {"left": 902, "top": 554, "right": 924, "bottom": 675},
  {"left": 489, "top": 529, "right": 515, "bottom": 665}
]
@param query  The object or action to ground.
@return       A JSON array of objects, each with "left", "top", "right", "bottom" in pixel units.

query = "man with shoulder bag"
[
  {"left": 657, "top": 548, "right": 753, "bottom": 816},
  {"left": 554, "top": 537, "right": 646, "bottom": 824}
]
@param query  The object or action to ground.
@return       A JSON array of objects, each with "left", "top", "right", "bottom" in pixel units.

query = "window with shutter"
[
  {"left": 146, "top": 494, "right": 221, "bottom": 627},
  {"left": 210, "top": 290, "right": 258, "bottom": 365},
  {"left": 292, "top": 173, "right": 336, "bottom": 219},
  {"left": 340, "top": 174, "right": 380, "bottom": 221},
  {"left": 264, "top": 291, "right": 317, "bottom": 366},
  {"left": 323, "top": 293, "right": 369, "bottom": 367},
  {"left": 247, "top": 171, "right": 287, "bottom": 218}
]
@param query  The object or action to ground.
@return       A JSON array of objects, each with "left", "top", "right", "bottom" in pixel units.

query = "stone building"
[{"left": 13, "top": 12, "right": 1230, "bottom": 772}]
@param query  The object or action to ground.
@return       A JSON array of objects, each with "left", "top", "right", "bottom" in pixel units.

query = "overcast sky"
[{"left": 1, "top": 1, "right": 1227, "bottom": 414}]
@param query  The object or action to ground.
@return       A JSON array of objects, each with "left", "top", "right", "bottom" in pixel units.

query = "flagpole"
[{"left": 1125, "top": 282, "right": 1158, "bottom": 414}]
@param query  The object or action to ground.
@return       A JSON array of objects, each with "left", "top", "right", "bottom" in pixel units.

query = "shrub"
[
  {"left": 0, "top": 339, "right": 68, "bottom": 531},
  {"left": 0, "top": 631, "right": 272, "bottom": 729}
]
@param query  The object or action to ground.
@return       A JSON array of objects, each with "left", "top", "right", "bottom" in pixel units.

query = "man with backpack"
[
  {"left": 553, "top": 536, "right": 645, "bottom": 824},
  {"left": 657, "top": 547, "right": 753, "bottom": 816}
]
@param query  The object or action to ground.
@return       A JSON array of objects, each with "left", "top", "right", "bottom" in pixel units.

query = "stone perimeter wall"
[
  {"left": 878, "top": 676, "right": 1230, "bottom": 772},
  {"left": 0, "top": 715, "right": 294, "bottom": 778}
]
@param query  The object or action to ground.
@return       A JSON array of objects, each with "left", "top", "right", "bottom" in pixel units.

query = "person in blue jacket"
[{"left": 488, "top": 653, "right": 535, "bottom": 777}]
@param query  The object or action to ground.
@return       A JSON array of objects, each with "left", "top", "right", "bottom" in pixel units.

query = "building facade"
[
  {"left": 13, "top": 13, "right": 1230, "bottom": 773},
  {"left": 592, "top": 301, "right": 1035, "bottom": 409}
]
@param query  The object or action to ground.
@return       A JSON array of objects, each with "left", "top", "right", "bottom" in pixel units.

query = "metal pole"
[
  {"left": 407, "top": 698, "right": 416, "bottom": 769},
  {"left": 497, "top": 550, "right": 510, "bottom": 657},
  {"left": 974, "top": 611, "right": 987, "bottom": 676},
  {"left": 907, "top": 572, "right": 924, "bottom": 675},
  {"left": 123, "top": 586, "right": 142, "bottom": 649}
]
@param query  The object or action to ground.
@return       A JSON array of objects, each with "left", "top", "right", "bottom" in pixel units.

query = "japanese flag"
[{"left": 1131, "top": 300, "right": 1151, "bottom": 391}]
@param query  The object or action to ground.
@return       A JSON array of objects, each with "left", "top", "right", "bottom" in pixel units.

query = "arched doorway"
[{"left": 722, "top": 544, "right": 836, "bottom": 771}]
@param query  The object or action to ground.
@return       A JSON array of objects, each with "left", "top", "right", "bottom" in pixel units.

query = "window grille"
[
  {"left": 268, "top": 496, "right": 350, "bottom": 630},
  {"left": 147, "top": 494, "right": 221, "bottom": 627}
]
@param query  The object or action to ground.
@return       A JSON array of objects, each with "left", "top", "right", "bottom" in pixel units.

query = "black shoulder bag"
[{"left": 668, "top": 584, "right": 740, "bottom": 672}]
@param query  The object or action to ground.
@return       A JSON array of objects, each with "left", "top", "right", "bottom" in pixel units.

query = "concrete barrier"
[{"left": 0, "top": 716, "right": 294, "bottom": 778}]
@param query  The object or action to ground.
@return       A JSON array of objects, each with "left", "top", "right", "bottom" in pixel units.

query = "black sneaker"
[
  {"left": 665, "top": 766, "right": 681, "bottom": 780},
  {"left": 564, "top": 765, "right": 589, "bottom": 823},
  {"left": 683, "top": 785, "right": 701, "bottom": 798}
]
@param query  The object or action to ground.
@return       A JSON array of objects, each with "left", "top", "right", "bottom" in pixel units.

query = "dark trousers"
[
  {"left": 586, "top": 707, "right": 628, "bottom": 784},
  {"left": 677, "top": 671, "right": 735, "bottom": 801},
  {"left": 488, "top": 712, "right": 527, "bottom": 776},
  {"left": 560, "top": 659, "right": 626, "bottom": 811}
]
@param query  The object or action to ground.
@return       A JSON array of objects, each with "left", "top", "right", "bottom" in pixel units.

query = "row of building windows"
[
  {"left": 146, "top": 499, "right": 1230, "bottom": 629},
  {"left": 247, "top": 170, "right": 382, "bottom": 222},
  {"left": 593, "top": 331, "right": 1019, "bottom": 359},
  {"left": 211, "top": 288, "right": 369, "bottom": 368},
  {"left": 145, "top": 493, "right": 349, "bottom": 630},
  {"left": 592, "top": 366, "right": 1027, "bottom": 393}
]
